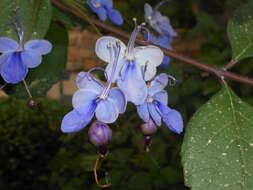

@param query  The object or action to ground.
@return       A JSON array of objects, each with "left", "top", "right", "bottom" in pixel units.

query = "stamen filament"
[
  {"left": 154, "top": 0, "right": 171, "bottom": 11},
  {"left": 23, "top": 80, "right": 32, "bottom": 98},
  {"left": 125, "top": 18, "right": 146, "bottom": 60},
  {"left": 15, "top": 8, "right": 24, "bottom": 51},
  {"left": 100, "top": 42, "right": 121, "bottom": 99}
]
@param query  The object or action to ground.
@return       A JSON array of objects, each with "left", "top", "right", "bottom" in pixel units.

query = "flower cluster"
[
  {"left": 61, "top": 19, "right": 183, "bottom": 151},
  {"left": 87, "top": 0, "right": 123, "bottom": 25},
  {"left": 144, "top": 1, "right": 177, "bottom": 67}
]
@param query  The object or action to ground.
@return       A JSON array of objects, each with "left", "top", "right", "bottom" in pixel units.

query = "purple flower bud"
[
  {"left": 88, "top": 121, "right": 112, "bottom": 148},
  {"left": 140, "top": 119, "right": 157, "bottom": 136}
]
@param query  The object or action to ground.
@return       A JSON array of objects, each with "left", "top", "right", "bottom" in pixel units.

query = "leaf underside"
[{"left": 181, "top": 83, "right": 253, "bottom": 190}]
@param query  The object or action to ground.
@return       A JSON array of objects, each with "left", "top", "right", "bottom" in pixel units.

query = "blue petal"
[
  {"left": 144, "top": 3, "right": 153, "bottom": 19},
  {"left": 0, "top": 52, "right": 28, "bottom": 84},
  {"left": 66, "top": 97, "right": 96, "bottom": 131},
  {"left": 148, "top": 73, "right": 168, "bottom": 96},
  {"left": 72, "top": 89, "right": 98, "bottom": 112},
  {"left": 101, "top": 0, "right": 113, "bottom": 9},
  {"left": 0, "top": 37, "right": 18, "bottom": 53},
  {"left": 0, "top": 53, "right": 12, "bottom": 71},
  {"left": 156, "top": 36, "right": 172, "bottom": 49},
  {"left": 61, "top": 109, "right": 91, "bottom": 133},
  {"left": 137, "top": 103, "right": 150, "bottom": 123},
  {"left": 96, "top": 7, "right": 107, "bottom": 21},
  {"left": 154, "top": 12, "right": 177, "bottom": 37},
  {"left": 107, "top": 9, "right": 123, "bottom": 25},
  {"left": 153, "top": 90, "right": 168, "bottom": 105},
  {"left": 117, "top": 62, "right": 148, "bottom": 105},
  {"left": 160, "top": 56, "right": 170, "bottom": 67},
  {"left": 24, "top": 40, "right": 52, "bottom": 55},
  {"left": 95, "top": 99, "right": 119, "bottom": 123},
  {"left": 148, "top": 103, "right": 162, "bottom": 126},
  {"left": 157, "top": 102, "right": 183, "bottom": 134},
  {"left": 76, "top": 72, "right": 104, "bottom": 94},
  {"left": 108, "top": 87, "right": 127, "bottom": 113},
  {"left": 21, "top": 49, "right": 42, "bottom": 68}
]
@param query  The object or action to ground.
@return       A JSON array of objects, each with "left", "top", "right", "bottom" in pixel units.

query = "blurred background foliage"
[{"left": 0, "top": 0, "right": 253, "bottom": 189}]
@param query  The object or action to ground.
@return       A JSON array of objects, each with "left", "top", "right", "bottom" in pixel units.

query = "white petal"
[
  {"left": 134, "top": 45, "right": 163, "bottom": 67},
  {"left": 144, "top": 63, "right": 157, "bottom": 81},
  {"left": 95, "top": 36, "right": 126, "bottom": 63}
]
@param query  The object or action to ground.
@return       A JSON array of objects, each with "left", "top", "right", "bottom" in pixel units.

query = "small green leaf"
[
  {"left": 181, "top": 82, "right": 253, "bottom": 190},
  {"left": 0, "top": 0, "right": 52, "bottom": 41},
  {"left": 228, "top": 2, "right": 253, "bottom": 62},
  {"left": 12, "top": 22, "right": 68, "bottom": 97}
]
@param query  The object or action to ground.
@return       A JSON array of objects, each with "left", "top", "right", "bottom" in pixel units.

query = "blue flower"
[
  {"left": 95, "top": 21, "right": 164, "bottom": 105},
  {"left": 87, "top": 0, "right": 123, "bottom": 25},
  {"left": 144, "top": 32, "right": 172, "bottom": 67},
  {"left": 0, "top": 38, "right": 52, "bottom": 84},
  {"left": 137, "top": 73, "right": 183, "bottom": 134},
  {"left": 144, "top": 3, "right": 177, "bottom": 38},
  {"left": 61, "top": 42, "right": 127, "bottom": 133}
]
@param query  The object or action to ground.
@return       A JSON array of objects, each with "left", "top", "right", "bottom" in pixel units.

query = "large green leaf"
[
  {"left": 181, "top": 83, "right": 253, "bottom": 190},
  {"left": 0, "top": 0, "right": 52, "bottom": 41},
  {"left": 11, "top": 22, "right": 68, "bottom": 98},
  {"left": 228, "top": 2, "right": 253, "bottom": 62}
]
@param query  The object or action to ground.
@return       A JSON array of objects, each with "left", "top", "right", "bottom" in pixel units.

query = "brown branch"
[{"left": 51, "top": 0, "right": 253, "bottom": 86}]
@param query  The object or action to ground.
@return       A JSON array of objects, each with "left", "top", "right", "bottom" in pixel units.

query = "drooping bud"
[
  {"left": 27, "top": 98, "right": 37, "bottom": 109},
  {"left": 140, "top": 119, "right": 157, "bottom": 136},
  {"left": 141, "top": 119, "right": 157, "bottom": 152},
  {"left": 88, "top": 121, "right": 112, "bottom": 152}
]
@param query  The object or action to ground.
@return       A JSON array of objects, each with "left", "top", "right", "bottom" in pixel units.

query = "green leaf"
[
  {"left": 11, "top": 22, "right": 68, "bottom": 97},
  {"left": 181, "top": 83, "right": 253, "bottom": 190},
  {"left": 228, "top": 2, "right": 253, "bottom": 62},
  {"left": 0, "top": 0, "right": 52, "bottom": 41}
]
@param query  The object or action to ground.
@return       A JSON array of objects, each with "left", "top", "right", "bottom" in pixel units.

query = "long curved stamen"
[
  {"left": 15, "top": 8, "right": 24, "bottom": 51},
  {"left": 125, "top": 18, "right": 145, "bottom": 61},
  {"left": 168, "top": 75, "right": 180, "bottom": 86},
  {"left": 154, "top": 0, "right": 171, "bottom": 12},
  {"left": 100, "top": 42, "right": 121, "bottom": 99},
  {"left": 85, "top": 67, "right": 107, "bottom": 87}
]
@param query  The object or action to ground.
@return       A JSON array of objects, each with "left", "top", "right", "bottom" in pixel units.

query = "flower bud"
[
  {"left": 88, "top": 121, "right": 112, "bottom": 148},
  {"left": 140, "top": 119, "right": 157, "bottom": 136},
  {"left": 27, "top": 98, "right": 37, "bottom": 109}
]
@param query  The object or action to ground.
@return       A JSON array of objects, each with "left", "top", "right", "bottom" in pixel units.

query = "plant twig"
[{"left": 51, "top": 0, "right": 253, "bottom": 86}]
